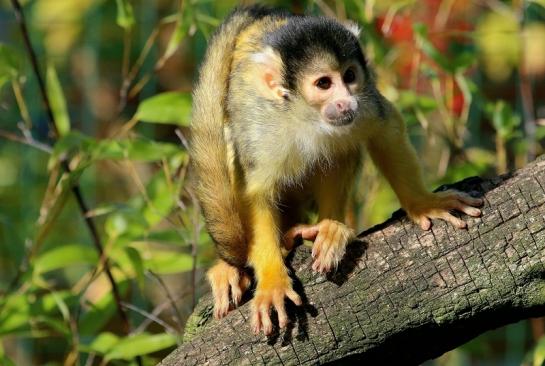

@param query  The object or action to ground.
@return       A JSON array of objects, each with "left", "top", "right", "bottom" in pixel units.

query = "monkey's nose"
[{"left": 336, "top": 100, "right": 349, "bottom": 112}]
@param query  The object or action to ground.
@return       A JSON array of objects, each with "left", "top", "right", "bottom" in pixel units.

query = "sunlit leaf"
[
  {"left": 144, "top": 251, "right": 194, "bottom": 274},
  {"left": 105, "top": 333, "right": 177, "bottom": 360},
  {"left": 528, "top": 334, "right": 545, "bottom": 366},
  {"left": 35, "top": 244, "right": 98, "bottom": 274},
  {"left": 136, "top": 92, "right": 192, "bottom": 126},
  {"left": 530, "top": 0, "right": 545, "bottom": 7},
  {"left": 398, "top": 91, "right": 437, "bottom": 112},
  {"left": 93, "top": 139, "right": 182, "bottom": 162},
  {"left": 105, "top": 213, "right": 129, "bottom": 239},
  {"left": 46, "top": 63, "right": 70, "bottom": 137},
  {"left": 475, "top": 12, "right": 519, "bottom": 82},
  {"left": 115, "top": 0, "right": 135, "bottom": 30},
  {"left": 81, "top": 332, "right": 120, "bottom": 355},
  {"left": 0, "top": 295, "right": 30, "bottom": 336}
]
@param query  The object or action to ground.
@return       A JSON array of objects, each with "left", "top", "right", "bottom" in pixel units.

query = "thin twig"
[
  {"left": 10, "top": 2, "right": 140, "bottom": 364},
  {"left": 147, "top": 270, "right": 185, "bottom": 332},
  {"left": 121, "top": 301, "right": 178, "bottom": 335},
  {"left": 0, "top": 128, "right": 52, "bottom": 153}
]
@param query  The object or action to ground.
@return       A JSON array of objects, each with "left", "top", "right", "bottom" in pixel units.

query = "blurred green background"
[{"left": 0, "top": 0, "right": 544, "bottom": 365}]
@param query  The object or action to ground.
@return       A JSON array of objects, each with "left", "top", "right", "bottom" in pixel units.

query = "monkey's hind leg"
[{"left": 207, "top": 259, "right": 251, "bottom": 319}]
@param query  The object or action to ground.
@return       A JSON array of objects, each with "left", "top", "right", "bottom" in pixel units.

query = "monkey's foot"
[
  {"left": 407, "top": 190, "right": 483, "bottom": 230},
  {"left": 251, "top": 273, "right": 302, "bottom": 335},
  {"left": 285, "top": 220, "right": 355, "bottom": 273},
  {"left": 207, "top": 260, "right": 251, "bottom": 319}
]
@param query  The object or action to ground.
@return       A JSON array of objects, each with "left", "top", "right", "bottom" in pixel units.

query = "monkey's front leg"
[
  {"left": 248, "top": 199, "right": 302, "bottom": 335},
  {"left": 365, "top": 102, "right": 483, "bottom": 230},
  {"left": 285, "top": 220, "right": 354, "bottom": 273},
  {"left": 284, "top": 164, "right": 356, "bottom": 273}
]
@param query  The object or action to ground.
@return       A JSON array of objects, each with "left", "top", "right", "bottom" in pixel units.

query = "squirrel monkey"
[{"left": 190, "top": 6, "right": 482, "bottom": 335}]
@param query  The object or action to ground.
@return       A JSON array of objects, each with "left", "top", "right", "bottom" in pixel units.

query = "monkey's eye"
[
  {"left": 315, "top": 77, "right": 332, "bottom": 90},
  {"left": 343, "top": 68, "right": 356, "bottom": 84}
]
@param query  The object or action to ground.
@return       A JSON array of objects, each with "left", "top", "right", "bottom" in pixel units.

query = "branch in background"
[
  {"left": 9, "top": 2, "right": 141, "bottom": 364},
  {"left": 0, "top": 128, "right": 52, "bottom": 153}
]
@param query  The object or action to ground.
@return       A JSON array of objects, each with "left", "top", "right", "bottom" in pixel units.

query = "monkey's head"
[{"left": 253, "top": 16, "right": 376, "bottom": 129}]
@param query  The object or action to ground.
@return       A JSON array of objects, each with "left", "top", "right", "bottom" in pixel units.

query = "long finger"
[
  {"left": 273, "top": 296, "right": 288, "bottom": 329},
  {"left": 453, "top": 201, "right": 481, "bottom": 217},
  {"left": 227, "top": 271, "right": 241, "bottom": 306},
  {"left": 286, "top": 288, "right": 302, "bottom": 306},
  {"left": 211, "top": 284, "right": 229, "bottom": 319},
  {"left": 439, "top": 212, "right": 466, "bottom": 229},
  {"left": 260, "top": 305, "right": 273, "bottom": 335},
  {"left": 452, "top": 192, "right": 483, "bottom": 207},
  {"left": 251, "top": 305, "right": 261, "bottom": 334}
]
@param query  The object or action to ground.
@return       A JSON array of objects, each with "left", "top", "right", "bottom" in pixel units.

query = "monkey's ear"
[
  {"left": 251, "top": 47, "right": 289, "bottom": 100},
  {"left": 343, "top": 21, "right": 361, "bottom": 38}
]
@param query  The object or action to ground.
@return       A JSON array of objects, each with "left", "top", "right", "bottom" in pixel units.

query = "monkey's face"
[{"left": 299, "top": 60, "right": 363, "bottom": 127}]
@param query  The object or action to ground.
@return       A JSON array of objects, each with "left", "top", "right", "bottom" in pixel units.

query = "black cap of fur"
[{"left": 265, "top": 16, "right": 368, "bottom": 91}]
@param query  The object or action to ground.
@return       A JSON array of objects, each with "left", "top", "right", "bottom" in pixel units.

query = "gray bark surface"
[{"left": 161, "top": 155, "right": 545, "bottom": 365}]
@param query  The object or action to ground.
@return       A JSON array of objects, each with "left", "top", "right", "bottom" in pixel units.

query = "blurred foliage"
[{"left": 0, "top": 0, "right": 544, "bottom": 365}]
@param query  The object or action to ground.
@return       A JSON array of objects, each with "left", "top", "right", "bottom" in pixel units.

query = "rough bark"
[{"left": 161, "top": 155, "right": 545, "bottom": 365}]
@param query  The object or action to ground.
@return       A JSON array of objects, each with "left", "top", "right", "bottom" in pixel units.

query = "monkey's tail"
[{"left": 190, "top": 8, "right": 267, "bottom": 267}]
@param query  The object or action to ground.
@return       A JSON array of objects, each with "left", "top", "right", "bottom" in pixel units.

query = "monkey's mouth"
[{"left": 328, "top": 111, "right": 356, "bottom": 126}]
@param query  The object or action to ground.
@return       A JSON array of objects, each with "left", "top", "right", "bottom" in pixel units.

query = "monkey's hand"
[
  {"left": 285, "top": 220, "right": 355, "bottom": 273},
  {"left": 405, "top": 190, "right": 483, "bottom": 230},
  {"left": 207, "top": 260, "right": 252, "bottom": 319},
  {"left": 251, "top": 267, "right": 302, "bottom": 335}
]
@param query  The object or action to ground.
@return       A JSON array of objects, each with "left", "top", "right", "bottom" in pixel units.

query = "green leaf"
[
  {"left": 398, "top": 91, "right": 438, "bottom": 112},
  {"left": 104, "top": 207, "right": 148, "bottom": 240},
  {"left": 124, "top": 246, "right": 145, "bottom": 289},
  {"left": 0, "top": 43, "right": 24, "bottom": 90},
  {"left": 136, "top": 92, "right": 192, "bottom": 126},
  {"left": 49, "top": 131, "right": 94, "bottom": 169},
  {"left": 143, "top": 172, "right": 177, "bottom": 226},
  {"left": 93, "top": 139, "right": 182, "bottom": 162},
  {"left": 163, "top": 7, "right": 192, "bottom": 61},
  {"left": 486, "top": 100, "right": 521, "bottom": 139},
  {"left": 81, "top": 332, "right": 120, "bottom": 355},
  {"left": 144, "top": 251, "right": 194, "bottom": 274},
  {"left": 115, "top": 0, "right": 135, "bottom": 30},
  {"left": 46, "top": 63, "right": 70, "bottom": 137},
  {"left": 0, "top": 294, "right": 30, "bottom": 335},
  {"left": 105, "top": 333, "right": 177, "bottom": 360},
  {"left": 34, "top": 244, "right": 98, "bottom": 274}
]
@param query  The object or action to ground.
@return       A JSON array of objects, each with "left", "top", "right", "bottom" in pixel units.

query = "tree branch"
[{"left": 161, "top": 154, "right": 545, "bottom": 365}]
